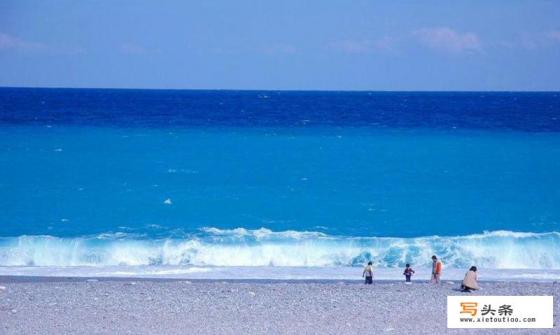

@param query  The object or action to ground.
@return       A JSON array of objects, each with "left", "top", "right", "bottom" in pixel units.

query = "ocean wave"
[
  {"left": 199, "top": 227, "right": 328, "bottom": 239},
  {"left": 0, "top": 229, "right": 558, "bottom": 269}
]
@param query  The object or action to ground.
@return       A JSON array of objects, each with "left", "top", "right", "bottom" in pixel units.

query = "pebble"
[{"left": 0, "top": 280, "right": 555, "bottom": 334}]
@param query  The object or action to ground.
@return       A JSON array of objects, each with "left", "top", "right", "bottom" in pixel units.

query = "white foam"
[
  {"left": 0, "top": 230, "right": 558, "bottom": 270},
  {"left": 199, "top": 227, "right": 328, "bottom": 239}
]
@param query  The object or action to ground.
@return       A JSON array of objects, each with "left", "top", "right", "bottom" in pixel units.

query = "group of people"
[{"left": 362, "top": 255, "right": 480, "bottom": 292}]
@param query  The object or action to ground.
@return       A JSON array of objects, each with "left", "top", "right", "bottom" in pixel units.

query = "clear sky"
[{"left": 1, "top": 1, "right": 559, "bottom": 91}]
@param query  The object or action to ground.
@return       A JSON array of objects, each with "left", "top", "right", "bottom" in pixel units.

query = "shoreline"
[
  {"left": 0, "top": 275, "right": 558, "bottom": 285},
  {"left": 2, "top": 265, "right": 559, "bottom": 282}
]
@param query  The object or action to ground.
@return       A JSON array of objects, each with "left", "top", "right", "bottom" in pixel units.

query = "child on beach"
[
  {"left": 403, "top": 263, "right": 415, "bottom": 283},
  {"left": 362, "top": 261, "right": 373, "bottom": 284}
]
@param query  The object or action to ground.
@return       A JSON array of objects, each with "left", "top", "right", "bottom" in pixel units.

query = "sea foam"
[{"left": 0, "top": 229, "right": 558, "bottom": 269}]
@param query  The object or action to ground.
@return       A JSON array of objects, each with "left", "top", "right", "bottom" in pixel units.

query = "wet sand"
[{"left": 0, "top": 277, "right": 557, "bottom": 334}]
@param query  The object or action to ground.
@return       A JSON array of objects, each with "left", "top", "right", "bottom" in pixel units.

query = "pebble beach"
[{"left": 0, "top": 277, "right": 557, "bottom": 335}]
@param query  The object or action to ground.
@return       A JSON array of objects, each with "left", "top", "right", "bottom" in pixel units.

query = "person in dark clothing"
[
  {"left": 403, "top": 263, "right": 415, "bottom": 283},
  {"left": 362, "top": 261, "right": 373, "bottom": 284}
]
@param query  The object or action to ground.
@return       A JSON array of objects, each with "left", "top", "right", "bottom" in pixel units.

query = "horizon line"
[{"left": 1, "top": 86, "right": 559, "bottom": 93}]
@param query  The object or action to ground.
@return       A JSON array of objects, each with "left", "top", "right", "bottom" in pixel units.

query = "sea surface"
[{"left": 1, "top": 88, "right": 559, "bottom": 279}]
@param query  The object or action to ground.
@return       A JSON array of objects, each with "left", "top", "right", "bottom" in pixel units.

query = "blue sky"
[{"left": 1, "top": 1, "right": 559, "bottom": 90}]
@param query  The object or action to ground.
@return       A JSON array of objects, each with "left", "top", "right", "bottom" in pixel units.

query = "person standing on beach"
[
  {"left": 403, "top": 263, "right": 415, "bottom": 283},
  {"left": 363, "top": 261, "right": 373, "bottom": 284},
  {"left": 431, "top": 255, "right": 442, "bottom": 284}
]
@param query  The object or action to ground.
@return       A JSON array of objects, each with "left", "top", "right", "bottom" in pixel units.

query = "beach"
[{"left": 0, "top": 277, "right": 557, "bottom": 334}]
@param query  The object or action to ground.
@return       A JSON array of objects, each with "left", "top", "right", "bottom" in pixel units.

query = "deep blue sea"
[{"left": 1, "top": 88, "right": 559, "bottom": 278}]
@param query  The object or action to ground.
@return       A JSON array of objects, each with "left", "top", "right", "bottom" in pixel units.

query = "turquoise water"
[
  {"left": 1, "top": 89, "right": 559, "bottom": 273},
  {"left": 1, "top": 126, "right": 559, "bottom": 270}
]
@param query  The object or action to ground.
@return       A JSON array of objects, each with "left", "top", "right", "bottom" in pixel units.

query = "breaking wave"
[{"left": 0, "top": 228, "right": 559, "bottom": 269}]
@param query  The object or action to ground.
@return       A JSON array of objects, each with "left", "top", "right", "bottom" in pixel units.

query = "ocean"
[{"left": 1, "top": 88, "right": 559, "bottom": 280}]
